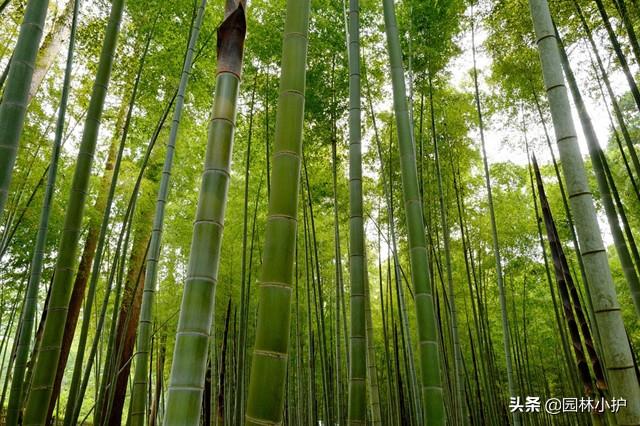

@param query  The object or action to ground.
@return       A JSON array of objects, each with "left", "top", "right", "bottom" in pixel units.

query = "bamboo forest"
[{"left": 3, "top": 0, "right": 640, "bottom": 423}]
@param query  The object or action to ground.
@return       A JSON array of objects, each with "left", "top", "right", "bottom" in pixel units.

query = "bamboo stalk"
[
  {"left": 381, "top": 0, "right": 444, "bottom": 422},
  {"left": 22, "top": 0, "right": 126, "bottom": 421},
  {"left": 164, "top": 2, "right": 246, "bottom": 423},
  {"left": 0, "top": 0, "right": 50, "bottom": 220},
  {"left": 245, "top": 0, "right": 311, "bottom": 421},
  {"left": 528, "top": 0, "right": 640, "bottom": 421},
  {"left": 470, "top": 10, "right": 519, "bottom": 425},
  {"left": 4, "top": 0, "right": 79, "bottom": 423},
  {"left": 346, "top": 0, "right": 367, "bottom": 422},
  {"left": 129, "top": 1, "right": 209, "bottom": 422}
]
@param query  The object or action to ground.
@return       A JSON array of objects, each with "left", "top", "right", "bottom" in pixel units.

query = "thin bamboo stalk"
[
  {"left": 470, "top": 10, "right": 519, "bottom": 425},
  {"left": 129, "top": 1, "right": 209, "bottom": 422},
  {"left": 382, "top": 0, "right": 444, "bottom": 421}
]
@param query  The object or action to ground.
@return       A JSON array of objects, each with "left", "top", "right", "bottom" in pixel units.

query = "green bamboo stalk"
[
  {"left": 386, "top": 258, "right": 401, "bottom": 425},
  {"left": 239, "top": 171, "right": 263, "bottom": 424},
  {"left": 379, "top": 235, "right": 396, "bottom": 425},
  {"left": 428, "top": 77, "right": 464, "bottom": 424},
  {"left": 466, "top": 332, "right": 484, "bottom": 424},
  {"left": 367, "top": 94, "right": 397, "bottom": 426},
  {"left": 129, "top": 1, "right": 208, "bottom": 423},
  {"left": 346, "top": 0, "right": 366, "bottom": 423},
  {"left": 0, "top": 0, "right": 50, "bottom": 221},
  {"left": 302, "top": 198, "right": 318, "bottom": 426},
  {"left": 528, "top": 0, "right": 640, "bottom": 422},
  {"left": 302, "top": 156, "right": 332, "bottom": 424},
  {"left": 18, "top": 279, "right": 50, "bottom": 409},
  {"left": 452, "top": 161, "right": 496, "bottom": 423},
  {"left": 164, "top": 2, "right": 246, "bottom": 423},
  {"left": 64, "top": 23, "right": 153, "bottom": 426},
  {"left": 391, "top": 323, "right": 406, "bottom": 423},
  {"left": 22, "top": 0, "right": 125, "bottom": 422},
  {"left": 0, "top": 60, "right": 56, "bottom": 215},
  {"left": 293, "top": 255, "right": 305, "bottom": 417},
  {"left": 4, "top": 0, "right": 79, "bottom": 423},
  {"left": 149, "top": 334, "right": 166, "bottom": 426},
  {"left": 381, "top": 0, "right": 444, "bottom": 422},
  {"left": 234, "top": 70, "right": 257, "bottom": 426},
  {"left": 364, "top": 66, "right": 401, "bottom": 424},
  {"left": 374, "top": 109, "right": 418, "bottom": 424},
  {"left": 47, "top": 113, "right": 121, "bottom": 421},
  {"left": 386, "top": 116, "right": 421, "bottom": 425},
  {"left": 264, "top": 68, "right": 271, "bottom": 199},
  {"left": 0, "top": 100, "right": 52, "bottom": 240},
  {"left": 330, "top": 80, "right": 346, "bottom": 426},
  {"left": 217, "top": 300, "right": 232, "bottom": 425},
  {"left": 470, "top": 12, "right": 519, "bottom": 425},
  {"left": 244, "top": 0, "right": 310, "bottom": 422},
  {"left": 294, "top": 227, "right": 305, "bottom": 425},
  {"left": 0, "top": 291, "right": 22, "bottom": 415},
  {"left": 508, "top": 289, "right": 524, "bottom": 399},
  {"left": 364, "top": 268, "right": 383, "bottom": 425},
  {"left": 332, "top": 145, "right": 345, "bottom": 426}
]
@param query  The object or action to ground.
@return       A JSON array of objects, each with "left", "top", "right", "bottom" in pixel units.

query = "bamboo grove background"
[{"left": 0, "top": 0, "right": 640, "bottom": 423}]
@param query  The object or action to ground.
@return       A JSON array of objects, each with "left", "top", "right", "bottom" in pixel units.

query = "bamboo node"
[
  {"left": 259, "top": 281, "right": 292, "bottom": 291},
  {"left": 253, "top": 348, "right": 288, "bottom": 360},
  {"left": 244, "top": 414, "right": 281, "bottom": 425}
]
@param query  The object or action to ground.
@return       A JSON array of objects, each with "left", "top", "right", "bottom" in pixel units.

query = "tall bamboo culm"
[
  {"left": 528, "top": 0, "right": 640, "bottom": 422},
  {"left": 346, "top": 0, "right": 367, "bottom": 423},
  {"left": 163, "top": 2, "right": 246, "bottom": 424},
  {"left": 381, "top": 0, "right": 444, "bottom": 423},
  {"left": 22, "top": 0, "right": 125, "bottom": 422},
  {"left": 129, "top": 1, "right": 208, "bottom": 424},
  {"left": 4, "top": 1, "right": 79, "bottom": 424},
  {"left": 0, "top": 0, "right": 50, "bottom": 221},
  {"left": 244, "top": 0, "right": 310, "bottom": 422}
]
